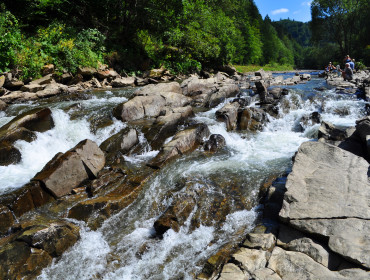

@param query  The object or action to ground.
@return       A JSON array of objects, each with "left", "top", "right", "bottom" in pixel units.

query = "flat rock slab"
[
  {"left": 280, "top": 141, "right": 369, "bottom": 220},
  {"left": 279, "top": 141, "right": 370, "bottom": 269}
]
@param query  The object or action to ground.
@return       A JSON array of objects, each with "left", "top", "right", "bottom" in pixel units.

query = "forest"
[{"left": 0, "top": 0, "right": 369, "bottom": 80}]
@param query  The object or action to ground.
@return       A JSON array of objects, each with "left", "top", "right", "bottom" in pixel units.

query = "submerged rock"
[{"left": 154, "top": 194, "right": 196, "bottom": 235}]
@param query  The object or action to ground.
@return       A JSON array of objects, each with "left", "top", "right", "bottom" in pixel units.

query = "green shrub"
[{"left": 0, "top": 10, "right": 22, "bottom": 72}]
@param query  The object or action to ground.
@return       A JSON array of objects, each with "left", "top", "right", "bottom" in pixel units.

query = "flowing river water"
[{"left": 0, "top": 74, "right": 367, "bottom": 279}]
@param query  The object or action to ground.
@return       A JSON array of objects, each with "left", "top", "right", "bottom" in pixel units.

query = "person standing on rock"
[{"left": 341, "top": 63, "right": 353, "bottom": 81}]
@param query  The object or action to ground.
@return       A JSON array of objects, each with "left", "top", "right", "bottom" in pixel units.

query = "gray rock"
[
  {"left": 279, "top": 141, "right": 370, "bottom": 268},
  {"left": 0, "top": 91, "right": 38, "bottom": 103},
  {"left": 300, "top": 74, "right": 311, "bottom": 80},
  {"left": 268, "top": 247, "right": 345, "bottom": 280},
  {"left": 100, "top": 128, "right": 139, "bottom": 161},
  {"left": 280, "top": 141, "right": 369, "bottom": 220},
  {"left": 30, "top": 74, "right": 54, "bottom": 85},
  {"left": 251, "top": 268, "right": 282, "bottom": 280},
  {"left": 33, "top": 139, "right": 105, "bottom": 197},
  {"left": 0, "top": 108, "right": 54, "bottom": 140},
  {"left": 318, "top": 121, "right": 347, "bottom": 141},
  {"left": 41, "top": 64, "right": 54, "bottom": 76},
  {"left": 20, "top": 84, "right": 46, "bottom": 93},
  {"left": 113, "top": 95, "right": 166, "bottom": 122},
  {"left": 155, "top": 106, "right": 194, "bottom": 126},
  {"left": 148, "top": 124, "right": 210, "bottom": 168},
  {"left": 181, "top": 76, "right": 217, "bottom": 97},
  {"left": 290, "top": 218, "right": 370, "bottom": 269},
  {"left": 218, "top": 263, "right": 249, "bottom": 280},
  {"left": 96, "top": 70, "right": 119, "bottom": 80},
  {"left": 216, "top": 102, "right": 240, "bottom": 131},
  {"left": 111, "top": 77, "right": 136, "bottom": 87},
  {"left": 243, "top": 233, "right": 276, "bottom": 251},
  {"left": 36, "top": 83, "right": 69, "bottom": 98},
  {"left": 355, "top": 116, "right": 370, "bottom": 142},
  {"left": 238, "top": 107, "right": 268, "bottom": 131},
  {"left": 135, "top": 82, "right": 182, "bottom": 96},
  {"left": 232, "top": 247, "right": 269, "bottom": 273}
]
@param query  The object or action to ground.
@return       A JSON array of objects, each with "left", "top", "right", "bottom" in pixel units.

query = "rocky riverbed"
[{"left": 0, "top": 66, "right": 369, "bottom": 279}]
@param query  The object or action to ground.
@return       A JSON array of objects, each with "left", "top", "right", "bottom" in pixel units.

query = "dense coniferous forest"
[{"left": 0, "top": 0, "right": 369, "bottom": 80}]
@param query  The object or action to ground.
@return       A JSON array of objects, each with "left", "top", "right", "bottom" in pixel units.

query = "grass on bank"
[{"left": 234, "top": 63, "right": 295, "bottom": 73}]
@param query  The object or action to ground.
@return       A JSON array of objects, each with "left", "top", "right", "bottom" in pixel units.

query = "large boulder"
[
  {"left": 216, "top": 102, "right": 240, "bottom": 131},
  {"left": 33, "top": 139, "right": 105, "bottom": 197},
  {"left": 148, "top": 124, "right": 210, "bottom": 169},
  {"left": 113, "top": 95, "right": 166, "bottom": 122},
  {"left": 279, "top": 141, "right": 370, "bottom": 269}
]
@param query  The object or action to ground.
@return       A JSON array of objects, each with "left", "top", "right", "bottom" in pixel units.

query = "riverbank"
[{"left": 0, "top": 66, "right": 370, "bottom": 279}]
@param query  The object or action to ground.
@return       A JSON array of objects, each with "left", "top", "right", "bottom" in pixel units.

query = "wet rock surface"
[
  {"left": 34, "top": 139, "right": 105, "bottom": 198},
  {"left": 1, "top": 69, "right": 370, "bottom": 279},
  {"left": 208, "top": 138, "right": 370, "bottom": 279}
]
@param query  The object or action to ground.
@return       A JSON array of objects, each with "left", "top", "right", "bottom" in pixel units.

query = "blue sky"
[{"left": 254, "top": 0, "right": 313, "bottom": 22}]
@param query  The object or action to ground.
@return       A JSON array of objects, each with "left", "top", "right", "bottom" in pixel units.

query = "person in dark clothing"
[{"left": 341, "top": 63, "right": 353, "bottom": 81}]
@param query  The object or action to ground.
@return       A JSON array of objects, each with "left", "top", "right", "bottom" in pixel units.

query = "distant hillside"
[{"left": 272, "top": 19, "right": 311, "bottom": 47}]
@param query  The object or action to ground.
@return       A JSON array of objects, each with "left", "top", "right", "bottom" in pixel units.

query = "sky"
[{"left": 254, "top": 0, "right": 313, "bottom": 22}]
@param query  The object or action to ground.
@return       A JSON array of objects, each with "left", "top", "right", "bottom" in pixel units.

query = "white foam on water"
[
  {"left": 0, "top": 112, "right": 14, "bottom": 127},
  {"left": 37, "top": 223, "right": 111, "bottom": 280},
  {"left": 101, "top": 208, "right": 257, "bottom": 280},
  {"left": 0, "top": 108, "right": 125, "bottom": 194}
]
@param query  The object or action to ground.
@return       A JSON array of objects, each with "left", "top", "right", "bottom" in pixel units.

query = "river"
[{"left": 0, "top": 74, "right": 366, "bottom": 279}]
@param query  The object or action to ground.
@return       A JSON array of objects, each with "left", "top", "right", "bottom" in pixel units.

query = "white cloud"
[
  {"left": 271, "top": 8, "right": 289, "bottom": 15},
  {"left": 293, "top": 10, "right": 301, "bottom": 15},
  {"left": 302, "top": 1, "right": 312, "bottom": 6}
]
